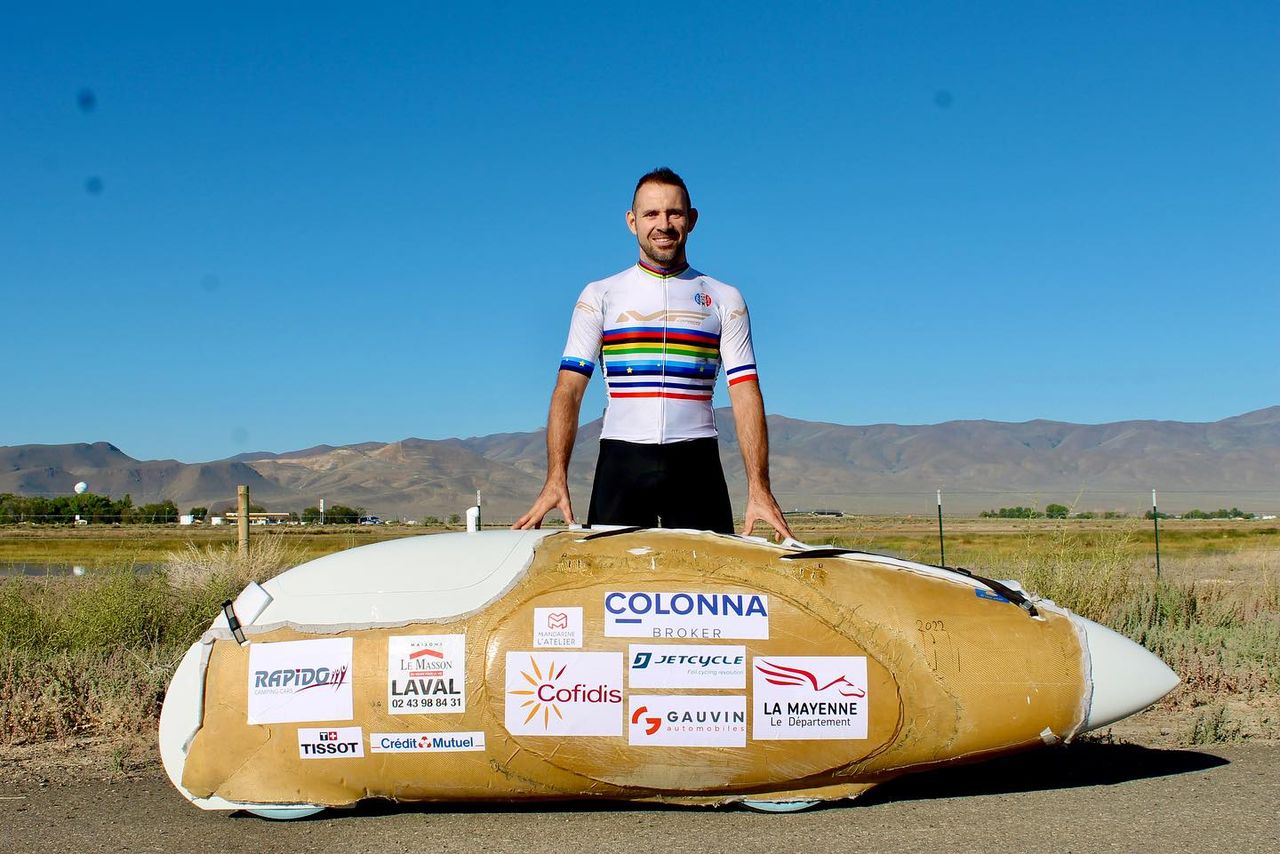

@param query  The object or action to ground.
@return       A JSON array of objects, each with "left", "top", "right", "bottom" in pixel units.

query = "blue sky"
[{"left": 3, "top": 2, "right": 1277, "bottom": 462}]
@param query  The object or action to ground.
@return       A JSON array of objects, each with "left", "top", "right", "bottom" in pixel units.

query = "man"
[{"left": 513, "top": 168, "right": 792, "bottom": 540}]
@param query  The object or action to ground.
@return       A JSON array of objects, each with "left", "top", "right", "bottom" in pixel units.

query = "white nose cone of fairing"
[{"left": 1073, "top": 614, "right": 1180, "bottom": 731}]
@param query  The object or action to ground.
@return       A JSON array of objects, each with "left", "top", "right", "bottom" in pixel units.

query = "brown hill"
[{"left": 2, "top": 407, "right": 1278, "bottom": 518}]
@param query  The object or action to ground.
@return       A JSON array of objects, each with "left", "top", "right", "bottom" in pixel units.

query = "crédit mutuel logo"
[{"left": 504, "top": 651, "right": 623, "bottom": 736}]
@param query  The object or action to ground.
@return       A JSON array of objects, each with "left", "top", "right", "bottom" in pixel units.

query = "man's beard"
[{"left": 644, "top": 235, "right": 679, "bottom": 264}]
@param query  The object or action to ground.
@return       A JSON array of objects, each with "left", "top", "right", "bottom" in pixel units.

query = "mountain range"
[{"left": 3, "top": 407, "right": 1279, "bottom": 518}]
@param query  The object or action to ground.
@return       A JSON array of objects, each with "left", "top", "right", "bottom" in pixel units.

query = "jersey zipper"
[{"left": 660, "top": 275, "right": 668, "bottom": 444}]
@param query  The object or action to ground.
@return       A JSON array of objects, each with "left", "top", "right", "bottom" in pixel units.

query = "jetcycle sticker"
[
  {"left": 628, "top": 644, "right": 746, "bottom": 689},
  {"left": 604, "top": 591, "right": 769, "bottom": 639},
  {"left": 752, "top": 656, "right": 869, "bottom": 740},
  {"left": 387, "top": 634, "right": 465, "bottom": 714}
]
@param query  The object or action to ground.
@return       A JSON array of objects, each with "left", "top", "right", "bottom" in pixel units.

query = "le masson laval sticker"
[{"left": 387, "top": 634, "right": 466, "bottom": 714}]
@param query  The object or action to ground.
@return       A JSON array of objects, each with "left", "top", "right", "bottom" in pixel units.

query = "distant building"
[{"left": 224, "top": 511, "right": 292, "bottom": 525}]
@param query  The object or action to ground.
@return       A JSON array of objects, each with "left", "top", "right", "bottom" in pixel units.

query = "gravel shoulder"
[{"left": 2, "top": 740, "right": 1277, "bottom": 854}]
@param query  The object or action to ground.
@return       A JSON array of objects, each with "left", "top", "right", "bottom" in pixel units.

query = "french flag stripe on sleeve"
[{"left": 726, "top": 363, "right": 758, "bottom": 385}]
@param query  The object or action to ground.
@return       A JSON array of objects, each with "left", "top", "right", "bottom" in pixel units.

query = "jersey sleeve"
[
  {"left": 718, "top": 286, "right": 759, "bottom": 386},
  {"left": 559, "top": 283, "right": 603, "bottom": 377}
]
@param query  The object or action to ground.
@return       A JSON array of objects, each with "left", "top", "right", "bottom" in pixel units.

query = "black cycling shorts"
[{"left": 586, "top": 438, "right": 734, "bottom": 534}]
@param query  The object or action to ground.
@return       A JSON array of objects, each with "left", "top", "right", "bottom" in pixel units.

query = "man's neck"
[{"left": 637, "top": 257, "right": 689, "bottom": 277}]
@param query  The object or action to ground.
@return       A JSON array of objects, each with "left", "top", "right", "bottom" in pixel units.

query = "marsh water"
[{"left": 0, "top": 561, "right": 159, "bottom": 577}]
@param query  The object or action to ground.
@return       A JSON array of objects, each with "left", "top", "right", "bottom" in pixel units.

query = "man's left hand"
[{"left": 741, "top": 490, "right": 793, "bottom": 541}]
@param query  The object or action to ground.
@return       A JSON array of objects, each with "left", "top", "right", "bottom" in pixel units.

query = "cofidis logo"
[
  {"left": 247, "top": 637, "right": 354, "bottom": 725},
  {"left": 368, "top": 731, "right": 485, "bottom": 753},
  {"left": 604, "top": 591, "right": 769, "bottom": 639},
  {"left": 503, "top": 651, "right": 623, "bottom": 736}
]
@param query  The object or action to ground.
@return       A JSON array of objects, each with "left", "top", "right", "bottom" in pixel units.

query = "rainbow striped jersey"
[{"left": 559, "top": 260, "right": 759, "bottom": 443}]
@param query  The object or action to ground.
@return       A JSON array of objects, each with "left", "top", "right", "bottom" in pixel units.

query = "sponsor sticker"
[
  {"left": 387, "top": 634, "right": 466, "bottom": 714},
  {"left": 628, "top": 695, "right": 746, "bottom": 747},
  {"left": 603, "top": 591, "right": 769, "bottom": 639},
  {"left": 368, "top": 731, "right": 486, "bottom": 753},
  {"left": 534, "top": 606, "right": 583, "bottom": 648},
  {"left": 298, "top": 726, "right": 364, "bottom": 759},
  {"left": 752, "top": 656, "right": 869, "bottom": 741},
  {"left": 504, "top": 651, "right": 623, "bottom": 736},
  {"left": 247, "top": 637, "right": 353, "bottom": 725},
  {"left": 628, "top": 644, "right": 746, "bottom": 689}
]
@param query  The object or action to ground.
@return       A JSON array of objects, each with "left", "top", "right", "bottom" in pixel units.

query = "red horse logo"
[{"left": 756, "top": 660, "right": 866, "bottom": 697}]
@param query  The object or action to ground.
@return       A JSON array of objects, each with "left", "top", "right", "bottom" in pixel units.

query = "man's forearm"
[
  {"left": 544, "top": 373, "right": 588, "bottom": 485},
  {"left": 728, "top": 382, "right": 772, "bottom": 492}
]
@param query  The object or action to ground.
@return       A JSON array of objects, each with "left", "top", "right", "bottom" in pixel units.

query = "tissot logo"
[{"left": 297, "top": 726, "right": 364, "bottom": 759}]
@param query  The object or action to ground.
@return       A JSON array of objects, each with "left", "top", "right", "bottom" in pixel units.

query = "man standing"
[{"left": 513, "top": 168, "right": 792, "bottom": 540}]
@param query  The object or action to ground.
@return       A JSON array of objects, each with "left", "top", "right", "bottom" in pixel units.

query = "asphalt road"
[{"left": 3, "top": 743, "right": 1277, "bottom": 854}]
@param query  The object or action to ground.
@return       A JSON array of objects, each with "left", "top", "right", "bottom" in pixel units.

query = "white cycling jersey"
[{"left": 560, "top": 260, "right": 760, "bottom": 444}]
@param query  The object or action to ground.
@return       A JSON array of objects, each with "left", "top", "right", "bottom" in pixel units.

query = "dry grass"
[
  {"left": 2, "top": 523, "right": 1278, "bottom": 749},
  {"left": 0, "top": 535, "right": 306, "bottom": 745}
]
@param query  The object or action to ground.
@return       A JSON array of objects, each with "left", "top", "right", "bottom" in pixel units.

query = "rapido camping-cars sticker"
[
  {"left": 603, "top": 591, "right": 769, "bottom": 639},
  {"left": 752, "top": 656, "right": 869, "bottom": 740},
  {"left": 387, "top": 634, "right": 465, "bottom": 714},
  {"left": 533, "top": 606, "right": 583, "bottom": 648},
  {"left": 504, "top": 651, "right": 623, "bottom": 736},
  {"left": 247, "top": 637, "right": 353, "bottom": 725},
  {"left": 298, "top": 726, "right": 365, "bottom": 759}
]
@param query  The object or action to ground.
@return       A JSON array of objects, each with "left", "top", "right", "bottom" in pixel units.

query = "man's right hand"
[{"left": 512, "top": 481, "right": 575, "bottom": 530}]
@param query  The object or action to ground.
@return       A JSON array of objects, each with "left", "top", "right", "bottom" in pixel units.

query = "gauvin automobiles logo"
[{"left": 631, "top": 705, "right": 661, "bottom": 735}]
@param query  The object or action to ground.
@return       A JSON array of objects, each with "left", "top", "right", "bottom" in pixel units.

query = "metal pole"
[
  {"left": 1152, "top": 488, "right": 1161, "bottom": 580},
  {"left": 937, "top": 488, "right": 946, "bottom": 567},
  {"left": 237, "top": 485, "right": 250, "bottom": 561}
]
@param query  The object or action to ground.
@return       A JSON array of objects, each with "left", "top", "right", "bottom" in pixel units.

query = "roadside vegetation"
[
  {"left": 0, "top": 536, "right": 303, "bottom": 756},
  {"left": 0, "top": 520, "right": 1276, "bottom": 759}
]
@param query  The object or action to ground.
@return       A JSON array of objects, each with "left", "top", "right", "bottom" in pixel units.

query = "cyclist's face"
[{"left": 627, "top": 182, "right": 697, "bottom": 269}]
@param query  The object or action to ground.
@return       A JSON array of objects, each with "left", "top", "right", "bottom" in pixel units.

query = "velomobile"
[{"left": 158, "top": 527, "right": 1179, "bottom": 818}]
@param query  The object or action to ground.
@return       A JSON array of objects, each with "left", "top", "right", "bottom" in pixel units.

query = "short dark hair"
[{"left": 633, "top": 167, "right": 691, "bottom": 210}]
